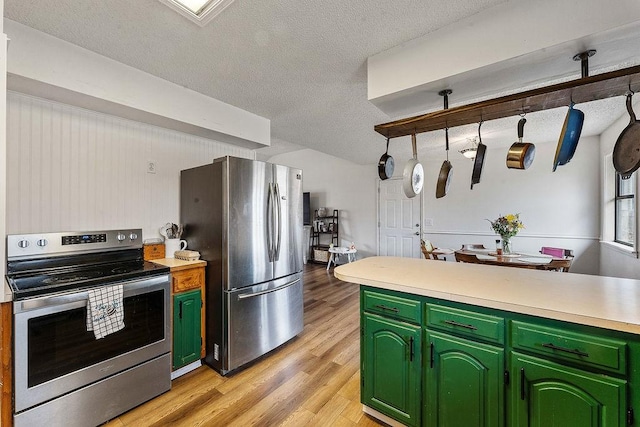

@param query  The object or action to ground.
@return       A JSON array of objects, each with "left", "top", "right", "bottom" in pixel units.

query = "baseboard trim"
[
  {"left": 171, "top": 360, "right": 202, "bottom": 380},
  {"left": 362, "top": 405, "right": 405, "bottom": 427}
]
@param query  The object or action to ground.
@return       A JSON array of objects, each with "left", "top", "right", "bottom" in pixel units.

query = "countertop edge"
[
  {"left": 335, "top": 257, "right": 640, "bottom": 335},
  {"left": 150, "top": 258, "right": 207, "bottom": 271}
]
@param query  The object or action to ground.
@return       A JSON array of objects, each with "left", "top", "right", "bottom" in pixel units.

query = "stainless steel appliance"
[
  {"left": 6, "top": 229, "right": 171, "bottom": 427},
  {"left": 181, "top": 156, "right": 304, "bottom": 375}
]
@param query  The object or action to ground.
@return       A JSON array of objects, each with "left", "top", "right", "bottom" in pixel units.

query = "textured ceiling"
[{"left": 3, "top": 0, "right": 634, "bottom": 164}]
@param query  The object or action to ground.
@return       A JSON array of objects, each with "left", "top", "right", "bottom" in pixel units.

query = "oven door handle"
[{"left": 14, "top": 275, "right": 169, "bottom": 313}]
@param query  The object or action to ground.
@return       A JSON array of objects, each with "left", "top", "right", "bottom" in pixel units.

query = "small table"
[
  {"left": 431, "top": 248, "right": 454, "bottom": 260},
  {"left": 327, "top": 247, "right": 357, "bottom": 271}
]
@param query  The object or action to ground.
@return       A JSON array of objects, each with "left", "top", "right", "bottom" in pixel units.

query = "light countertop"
[
  {"left": 150, "top": 258, "right": 207, "bottom": 271},
  {"left": 334, "top": 256, "right": 640, "bottom": 335}
]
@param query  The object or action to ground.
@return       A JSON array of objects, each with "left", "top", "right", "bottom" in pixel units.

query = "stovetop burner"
[
  {"left": 7, "top": 259, "right": 169, "bottom": 300},
  {"left": 5, "top": 229, "right": 170, "bottom": 300}
]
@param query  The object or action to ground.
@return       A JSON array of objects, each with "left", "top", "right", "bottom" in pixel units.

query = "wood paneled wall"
[{"left": 6, "top": 92, "right": 254, "bottom": 238}]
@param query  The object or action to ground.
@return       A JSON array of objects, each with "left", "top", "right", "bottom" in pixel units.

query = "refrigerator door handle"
[
  {"left": 274, "top": 183, "right": 282, "bottom": 261},
  {"left": 266, "top": 183, "right": 274, "bottom": 261},
  {"left": 237, "top": 278, "right": 301, "bottom": 300}
]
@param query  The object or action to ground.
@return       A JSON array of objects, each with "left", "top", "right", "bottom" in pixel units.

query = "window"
[{"left": 615, "top": 173, "right": 635, "bottom": 246}]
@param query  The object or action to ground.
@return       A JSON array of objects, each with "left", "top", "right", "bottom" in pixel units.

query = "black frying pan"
[
  {"left": 613, "top": 92, "right": 640, "bottom": 179},
  {"left": 471, "top": 122, "right": 486, "bottom": 189},
  {"left": 378, "top": 138, "right": 394, "bottom": 180},
  {"left": 436, "top": 128, "right": 452, "bottom": 199}
]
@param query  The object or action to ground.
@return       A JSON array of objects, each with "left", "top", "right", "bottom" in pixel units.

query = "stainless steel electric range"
[{"left": 6, "top": 229, "right": 172, "bottom": 427}]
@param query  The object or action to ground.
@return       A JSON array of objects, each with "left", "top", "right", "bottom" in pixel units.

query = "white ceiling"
[{"left": 4, "top": 0, "right": 639, "bottom": 164}]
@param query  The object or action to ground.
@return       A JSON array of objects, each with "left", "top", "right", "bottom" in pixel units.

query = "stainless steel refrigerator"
[{"left": 180, "top": 156, "right": 304, "bottom": 375}]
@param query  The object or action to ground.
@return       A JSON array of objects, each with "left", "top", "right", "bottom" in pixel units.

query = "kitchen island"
[{"left": 335, "top": 256, "right": 640, "bottom": 427}]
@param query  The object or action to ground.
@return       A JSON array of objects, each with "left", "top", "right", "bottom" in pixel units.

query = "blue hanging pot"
[{"left": 553, "top": 102, "right": 584, "bottom": 172}]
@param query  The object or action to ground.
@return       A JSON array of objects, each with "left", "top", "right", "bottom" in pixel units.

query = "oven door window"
[{"left": 27, "top": 289, "right": 165, "bottom": 387}]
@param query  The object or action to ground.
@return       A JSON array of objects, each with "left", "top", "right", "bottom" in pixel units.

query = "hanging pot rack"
[{"left": 374, "top": 59, "right": 640, "bottom": 139}]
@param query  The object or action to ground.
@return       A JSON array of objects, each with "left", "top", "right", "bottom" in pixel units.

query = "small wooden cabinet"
[
  {"left": 151, "top": 258, "right": 207, "bottom": 371},
  {"left": 173, "top": 289, "right": 202, "bottom": 369}
]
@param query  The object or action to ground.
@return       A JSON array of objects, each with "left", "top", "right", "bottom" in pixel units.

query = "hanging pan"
[
  {"left": 506, "top": 117, "right": 535, "bottom": 170},
  {"left": 378, "top": 137, "right": 395, "bottom": 180},
  {"left": 553, "top": 50, "right": 593, "bottom": 172},
  {"left": 470, "top": 121, "right": 486, "bottom": 189},
  {"left": 553, "top": 102, "right": 584, "bottom": 171},
  {"left": 613, "top": 91, "right": 640, "bottom": 179},
  {"left": 402, "top": 134, "right": 424, "bottom": 198},
  {"left": 436, "top": 89, "right": 453, "bottom": 198},
  {"left": 436, "top": 127, "right": 453, "bottom": 199}
]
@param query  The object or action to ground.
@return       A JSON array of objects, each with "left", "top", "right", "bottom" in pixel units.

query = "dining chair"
[
  {"left": 454, "top": 251, "right": 480, "bottom": 263},
  {"left": 536, "top": 258, "right": 573, "bottom": 273},
  {"left": 540, "top": 247, "right": 566, "bottom": 258},
  {"left": 462, "top": 244, "right": 487, "bottom": 250},
  {"left": 421, "top": 240, "right": 444, "bottom": 260}
]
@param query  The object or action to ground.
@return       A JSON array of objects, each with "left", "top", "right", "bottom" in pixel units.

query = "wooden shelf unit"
[
  {"left": 310, "top": 209, "right": 339, "bottom": 263},
  {"left": 374, "top": 64, "right": 640, "bottom": 139}
]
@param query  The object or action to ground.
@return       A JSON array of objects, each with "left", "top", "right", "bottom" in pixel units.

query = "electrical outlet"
[
  {"left": 147, "top": 161, "right": 157, "bottom": 174},
  {"left": 425, "top": 218, "right": 434, "bottom": 226}
]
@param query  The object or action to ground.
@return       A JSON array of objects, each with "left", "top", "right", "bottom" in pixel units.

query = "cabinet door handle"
[
  {"left": 443, "top": 320, "right": 478, "bottom": 330},
  {"left": 374, "top": 304, "right": 399, "bottom": 313},
  {"left": 430, "top": 342, "right": 434, "bottom": 368},
  {"left": 179, "top": 300, "right": 183, "bottom": 320},
  {"left": 520, "top": 368, "right": 526, "bottom": 401},
  {"left": 542, "top": 343, "right": 589, "bottom": 358},
  {"left": 409, "top": 337, "right": 414, "bottom": 362}
]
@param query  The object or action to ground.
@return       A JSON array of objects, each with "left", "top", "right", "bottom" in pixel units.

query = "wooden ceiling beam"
[{"left": 374, "top": 64, "right": 640, "bottom": 139}]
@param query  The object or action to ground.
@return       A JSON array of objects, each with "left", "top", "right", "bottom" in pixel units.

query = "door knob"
[{"left": 415, "top": 232, "right": 420, "bottom": 236}]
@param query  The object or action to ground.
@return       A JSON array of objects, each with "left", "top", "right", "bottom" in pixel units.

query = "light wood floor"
[{"left": 105, "top": 263, "right": 385, "bottom": 427}]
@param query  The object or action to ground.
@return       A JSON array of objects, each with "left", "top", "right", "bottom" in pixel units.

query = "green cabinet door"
[
  {"left": 425, "top": 330, "right": 504, "bottom": 427},
  {"left": 511, "top": 352, "right": 627, "bottom": 427},
  {"left": 173, "top": 290, "right": 202, "bottom": 369},
  {"left": 362, "top": 313, "right": 421, "bottom": 427}
]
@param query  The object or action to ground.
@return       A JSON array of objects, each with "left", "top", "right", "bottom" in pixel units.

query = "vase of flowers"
[{"left": 488, "top": 214, "right": 524, "bottom": 255}]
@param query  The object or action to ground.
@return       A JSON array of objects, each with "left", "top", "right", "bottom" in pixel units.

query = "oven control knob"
[
  {"left": 129, "top": 232, "right": 138, "bottom": 241},
  {"left": 116, "top": 233, "right": 126, "bottom": 242},
  {"left": 17, "top": 240, "right": 29, "bottom": 249},
  {"left": 36, "top": 239, "right": 48, "bottom": 247}
]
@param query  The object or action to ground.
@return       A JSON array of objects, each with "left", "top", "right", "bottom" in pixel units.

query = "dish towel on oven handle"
[{"left": 86, "top": 284, "right": 125, "bottom": 339}]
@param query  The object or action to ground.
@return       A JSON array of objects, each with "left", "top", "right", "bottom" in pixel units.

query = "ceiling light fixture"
[
  {"left": 159, "top": 0, "right": 236, "bottom": 26},
  {"left": 459, "top": 137, "right": 478, "bottom": 159}
]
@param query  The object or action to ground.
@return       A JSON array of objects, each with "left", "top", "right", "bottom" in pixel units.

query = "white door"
[{"left": 378, "top": 178, "right": 422, "bottom": 258}]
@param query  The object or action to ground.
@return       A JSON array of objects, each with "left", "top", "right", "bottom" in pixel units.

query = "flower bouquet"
[{"left": 488, "top": 214, "right": 524, "bottom": 254}]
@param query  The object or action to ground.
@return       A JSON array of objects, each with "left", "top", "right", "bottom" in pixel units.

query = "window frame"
[{"left": 614, "top": 172, "right": 635, "bottom": 247}]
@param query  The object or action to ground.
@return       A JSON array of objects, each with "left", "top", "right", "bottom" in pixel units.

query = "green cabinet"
[
  {"left": 360, "top": 286, "right": 635, "bottom": 427},
  {"left": 511, "top": 352, "right": 627, "bottom": 427},
  {"left": 362, "top": 313, "right": 422, "bottom": 427},
  {"left": 425, "top": 330, "right": 504, "bottom": 427},
  {"left": 173, "top": 289, "right": 202, "bottom": 369}
]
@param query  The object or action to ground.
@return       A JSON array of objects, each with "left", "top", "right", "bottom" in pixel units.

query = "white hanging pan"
[{"left": 403, "top": 134, "right": 424, "bottom": 198}]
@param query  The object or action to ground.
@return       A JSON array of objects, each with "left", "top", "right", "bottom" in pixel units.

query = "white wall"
[
  {"left": 269, "top": 137, "right": 602, "bottom": 275},
  {"left": 599, "top": 101, "right": 640, "bottom": 279},
  {"left": 268, "top": 149, "right": 378, "bottom": 259},
  {"left": 413, "top": 136, "right": 602, "bottom": 275},
  {"left": 5, "top": 19, "right": 270, "bottom": 150},
  {"left": 6, "top": 92, "right": 254, "bottom": 239}
]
